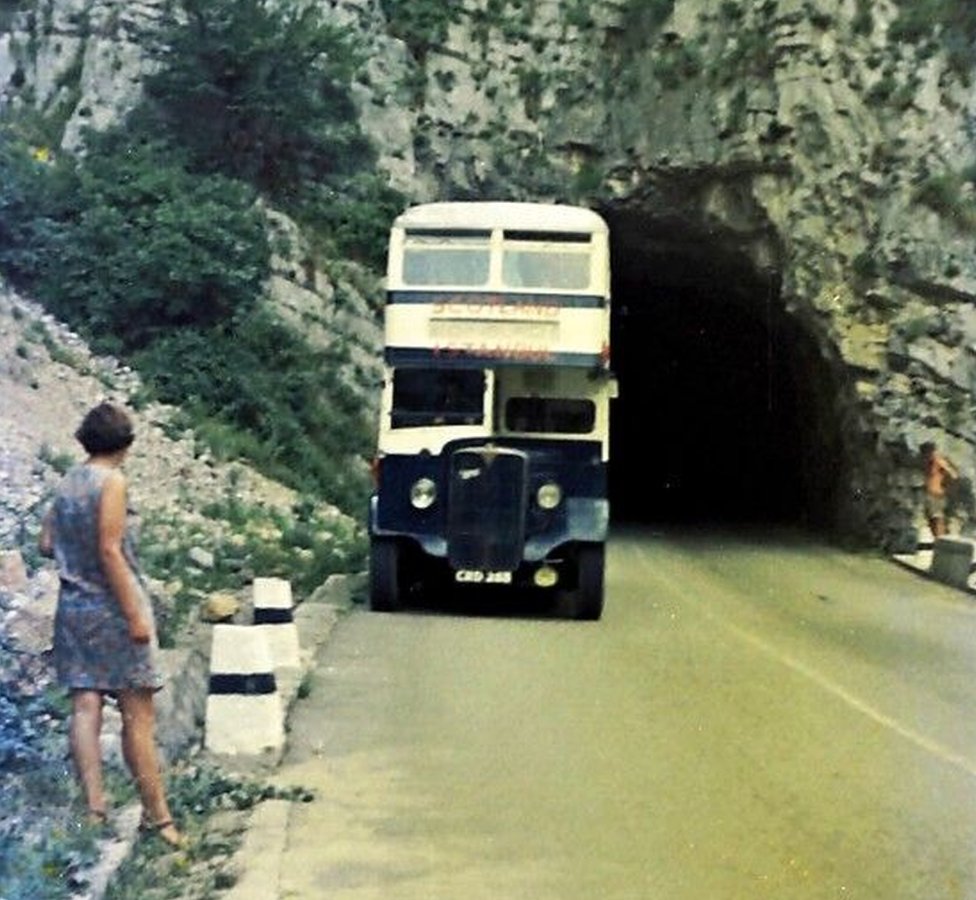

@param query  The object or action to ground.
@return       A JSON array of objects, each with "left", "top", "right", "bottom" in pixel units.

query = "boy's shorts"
[{"left": 924, "top": 494, "right": 947, "bottom": 519}]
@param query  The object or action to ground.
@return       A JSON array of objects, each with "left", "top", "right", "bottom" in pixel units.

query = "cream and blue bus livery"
[{"left": 369, "top": 202, "right": 616, "bottom": 619}]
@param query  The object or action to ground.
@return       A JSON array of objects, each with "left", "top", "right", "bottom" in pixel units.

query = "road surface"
[{"left": 271, "top": 527, "right": 976, "bottom": 899}]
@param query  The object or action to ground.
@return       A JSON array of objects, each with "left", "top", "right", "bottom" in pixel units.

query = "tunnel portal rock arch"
[{"left": 602, "top": 207, "right": 847, "bottom": 534}]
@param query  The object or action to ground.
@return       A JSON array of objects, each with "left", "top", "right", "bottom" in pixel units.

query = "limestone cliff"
[{"left": 2, "top": 0, "right": 975, "bottom": 547}]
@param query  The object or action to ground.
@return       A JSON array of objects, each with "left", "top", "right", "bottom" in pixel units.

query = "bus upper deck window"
[
  {"left": 502, "top": 251, "right": 591, "bottom": 289},
  {"left": 402, "top": 229, "right": 491, "bottom": 286},
  {"left": 501, "top": 231, "right": 592, "bottom": 291}
]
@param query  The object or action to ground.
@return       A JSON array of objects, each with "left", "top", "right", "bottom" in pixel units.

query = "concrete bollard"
[
  {"left": 252, "top": 576, "right": 302, "bottom": 672},
  {"left": 930, "top": 536, "right": 976, "bottom": 589},
  {"left": 205, "top": 624, "right": 284, "bottom": 757}
]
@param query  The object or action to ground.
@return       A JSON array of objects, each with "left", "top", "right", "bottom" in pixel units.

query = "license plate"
[{"left": 454, "top": 570, "right": 513, "bottom": 585}]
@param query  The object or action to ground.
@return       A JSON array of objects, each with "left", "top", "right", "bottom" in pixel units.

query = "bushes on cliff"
[
  {"left": 0, "top": 133, "right": 268, "bottom": 354},
  {"left": 139, "top": 0, "right": 400, "bottom": 269},
  {"left": 0, "top": 0, "right": 399, "bottom": 513},
  {"left": 35, "top": 137, "right": 269, "bottom": 354},
  {"left": 380, "top": 0, "right": 459, "bottom": 61},
  {"left": 0, "top": 131, "right": 371, "bottom": 508},
  {"left": 890, "top": 0, "right": 976, "bottom": 76},
  {"left": 144, "top": 0, "right": 367, "bottom": 200},
  {"left": 135, "top": 312, "right": 372, "bottom": 511},
  {"left": 0, "top": 139, "right": 71, "bottom": 289}
]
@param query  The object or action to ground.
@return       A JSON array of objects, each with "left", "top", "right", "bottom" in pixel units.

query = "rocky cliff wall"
[
  {"left": 361, "top": 0, "right": 976, "bottom": 545},
  {"left": 2, "top": 0, "right": 975, "bottom": 546}
]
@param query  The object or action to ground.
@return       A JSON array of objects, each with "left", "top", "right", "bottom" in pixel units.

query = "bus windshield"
[{"left": 391, "top": 369, "right": 486, "bottom": 428}]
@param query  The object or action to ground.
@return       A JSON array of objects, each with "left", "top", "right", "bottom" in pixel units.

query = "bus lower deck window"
[{"left": 505, "top": 397, "right": 595, "bottom": 434}]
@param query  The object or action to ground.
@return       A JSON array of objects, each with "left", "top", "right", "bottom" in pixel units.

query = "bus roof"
[{"left": 394, "top": 202, "right": 608, "bottom": 235}]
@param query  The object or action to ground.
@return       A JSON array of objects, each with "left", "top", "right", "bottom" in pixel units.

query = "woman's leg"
[
  {"left": 70, "top": 690, "right": 106, "bottom": 817},
  {"left": 118, "top": 689, "right": 183, "bottom": 845}
]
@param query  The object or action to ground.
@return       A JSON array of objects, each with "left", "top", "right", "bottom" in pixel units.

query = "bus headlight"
[
  {"left": 536, "top": 482, "right": 562, "bottom": 510},
  {"left": 534, "top": 565, "right": 559, "bottom": 588},
  {"left": 410, "top": 478, "right": 437, "bottom": 510}
]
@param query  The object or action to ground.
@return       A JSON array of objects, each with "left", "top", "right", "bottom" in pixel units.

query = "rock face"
[
  {"left": 3, "top": 0, "right": 976, "bottom": 547},
  {"left": 0, "top": 0, "right": 166, "bottom": 147}
]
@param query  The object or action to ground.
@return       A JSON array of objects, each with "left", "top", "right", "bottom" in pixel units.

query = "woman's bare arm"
[{"left": 98, "top": 470, "right": 150, "bottom": 643}]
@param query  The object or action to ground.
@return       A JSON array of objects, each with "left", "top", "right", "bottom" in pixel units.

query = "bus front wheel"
[
  {"left": 572, "top": 543, "right": 605, "bottom": 621},
  {"left": 369, "top": 537, "right": 401, "bottom": 612}
]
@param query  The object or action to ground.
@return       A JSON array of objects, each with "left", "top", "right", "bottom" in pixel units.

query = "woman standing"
[{"left": 40, "top": 402, "right": 184, "bottom": 848}]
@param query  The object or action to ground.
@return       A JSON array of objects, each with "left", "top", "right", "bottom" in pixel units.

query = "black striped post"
[
  {"left": 205, "top": 624, "right": 284, "bottom": 756},
  {"left": 253, "top": 577, "right": 301, "bottom": 672}
]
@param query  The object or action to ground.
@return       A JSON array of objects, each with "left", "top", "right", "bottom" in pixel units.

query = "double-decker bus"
[{"left": 368, "top": 202, "right": 616, "bottom": 619}]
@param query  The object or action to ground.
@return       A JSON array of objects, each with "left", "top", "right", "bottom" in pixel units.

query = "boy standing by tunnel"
[{"left": 921, "top": 442, "right": 959, "bottom": 538}]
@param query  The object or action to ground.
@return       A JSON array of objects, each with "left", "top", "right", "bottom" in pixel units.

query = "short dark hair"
[
  {"left": 75, "top": 402, "right": 135, "bottom": 454},
  {"left": 920, "top": 441, "right": 936, "bottom": 455}
]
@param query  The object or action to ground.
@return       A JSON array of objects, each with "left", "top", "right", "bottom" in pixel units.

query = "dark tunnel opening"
[{"left": 605, "top": 213, "right": 843, "bottom": 533}]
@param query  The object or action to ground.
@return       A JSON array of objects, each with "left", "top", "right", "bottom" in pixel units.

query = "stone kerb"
[
  {"left": 252, "top": 576, "right": 302, "bottom": 697},
  {"left": 205, "top": 624, "right": 285, "bottom": 759},
  {"left": 930, "top": 536, "right": 976, "bottom": 590}
]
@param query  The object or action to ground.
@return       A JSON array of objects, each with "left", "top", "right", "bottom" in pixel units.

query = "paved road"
[{"left": 272, "top": 528, "right": 976, "bottom": 899}]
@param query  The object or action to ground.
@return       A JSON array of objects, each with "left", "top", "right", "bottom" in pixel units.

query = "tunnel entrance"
[{"left": 605, "top": 211, "right": 843, "bottom": 532}]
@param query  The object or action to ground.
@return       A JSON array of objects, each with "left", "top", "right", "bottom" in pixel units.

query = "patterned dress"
[{"left": 50, "top": 463, "right": 162, "bottom": 692}]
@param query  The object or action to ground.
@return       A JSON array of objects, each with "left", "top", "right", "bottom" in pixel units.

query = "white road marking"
[
  {"left": 716, "top": 613, "right": 976, "bottom": 780},
  {"left": 632, "top": 546, "right": 976, "bottom": 781}
]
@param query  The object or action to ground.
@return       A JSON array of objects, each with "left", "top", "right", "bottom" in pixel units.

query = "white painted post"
[
  {"left": 252, "top": 576, "right": 302, "bottom": 672},
  {"left": 205, "top": 624, "right": 284, "bottom": 757},
  {"left": 930, "top": 536, "right": 976, "bottom": 590}
]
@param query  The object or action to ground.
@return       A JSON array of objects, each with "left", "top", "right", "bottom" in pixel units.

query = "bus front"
[{"left": 369, "top": 202, "right": 615, "bottom": 619}]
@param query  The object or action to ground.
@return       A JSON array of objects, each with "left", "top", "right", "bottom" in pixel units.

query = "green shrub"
[
  {"left": 0, "top": 133, "right": 72, "bottom": 289},
  {"left": 914, "top": 172, "right": 976, "bottom": 232},
  {"left": 889, "top": 1, "right": 941, "bottom": 42},
  {"left": 852, "top": 0, "right": 873, "bottom": 36},
  {"left": 0, "top": 0, "right": 29, "bottom": 31},
  {"left": 140, "top": 489, "right": 366, "bottom": 640},
  {"left": 28, "top": 136, "right": 269, "bottom": 353},
  {"left": 564, "top": 0, "right": 594, "bottom": 30},
  {"left": 0, "top": 665, "right": 86, "bottom": 900},
  {"left": 37, "top": 443, "right": 75, "bottom": 476},
  {"left": 134, "top": 311, "right": 373, "bottom": 511},
  {"left": 719, "top": 1, "right": 744, "bottom": 22},
  {"left": 139, "top": 0, "right": 402, "bottom": 268},
  {"left": 851, "top": 250, "right": 880, "bottom": 281},
  {"left": 625, "top": 0, "right": 675, "bottom": 33},
  {"left": 573, "top": 160, "right": 605, "bottom": 198},
  {"left": 865, "top": 73, "right": 896, "bottom": 106},
  {"left": 721, "top": 27, "right": 777, "bottom": 79},
  {"left": 899, "top": 315, "right": 934, "bottom": 343},
  {"left": 297, "top": 173, "right": 405, "bottom": 270},
  {"left": 810, "top": 11, "right": 834, "bottom": 30},
  {"left": 380, "top": 0, "right": 460, "bottom": 60},
  {"left": 144, "top": 0, "right": 368, "bottom": 202},
  {"left": 613, "top": 0, "right": 675, "bottom": 55},
  {"left": 655, "top": 41, "right": 704, "bottom": 89},
  {"left": 890, "top": 0, "right": 976, "bottom": 77},
  {"left": 0, "top": 0, "right": 392, "bottom": 524},
  {"left": 0, "top": 817, "right": 98, "bottom": 900}
]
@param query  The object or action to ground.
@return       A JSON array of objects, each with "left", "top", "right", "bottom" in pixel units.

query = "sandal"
[{"left": 138, "top": 819, "right": 188, "bottom": 850}]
